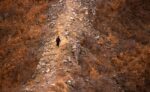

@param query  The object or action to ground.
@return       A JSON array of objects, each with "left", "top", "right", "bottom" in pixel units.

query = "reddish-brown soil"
[{"left": 0, "top": 0, "right": 150, "bottom": 92}]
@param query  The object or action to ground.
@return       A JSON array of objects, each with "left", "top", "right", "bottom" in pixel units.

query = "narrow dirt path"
[{"left": 22, "top": 0, "right": 96, "bottom": 92}]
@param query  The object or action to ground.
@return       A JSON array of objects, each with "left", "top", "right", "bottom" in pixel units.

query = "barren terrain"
[{"left": 0, "top": 0, "right": 150, "bottom": 92}]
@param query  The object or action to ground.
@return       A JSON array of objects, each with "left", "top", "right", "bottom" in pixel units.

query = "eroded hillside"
[{"left": 0, "top": 0, "right": 150, "bottom": 92}]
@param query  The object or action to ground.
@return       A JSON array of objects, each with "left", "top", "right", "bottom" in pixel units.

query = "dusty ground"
[{"left": 0, "top": 0, "right": 150, "bottom": 92}]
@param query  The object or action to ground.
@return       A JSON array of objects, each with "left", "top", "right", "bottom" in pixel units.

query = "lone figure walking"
[{"left": 56, "top": 36, "right": 61, "bottom": 47}]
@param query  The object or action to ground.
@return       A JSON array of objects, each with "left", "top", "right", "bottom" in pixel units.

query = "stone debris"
[
  {"left": 72, "top": 41, "right": 81, "bottom": 62},
  {"left": 85, "top": 10, "right": 88, "bottom": 15},
  {"left": 59, "top": 0, "right": 63, "bottom": 3},
  {"left": 92, "top": 8, "right": 96, "bottom": 15},
  {"left": 63, "top": 59, "right": 68, "bottom": 63},
  {"left": 35, "top": 79, "right": 40, "bottom": 83},
  {"left": 68, "top": 56, "right": 72, "bottom": 62},
  {"left": 46, "top": 68, "right": 50, "bottom": 73},
  {"left": 36, "top": 65, "right": 41, "bottom": 70},
  {"left": 66, "top": 80, "right": 74, "bottom": 86},
  {"left": 22, "top": 0, "right": 101, "bottom": 91},
  {"left": 85, "top": 78, "right": 89, "bottom": 82},
  {"left": 72, "top": 11, "right": 77, "bottom": 16},
  {"left": 70, "top": 16, "right": 74, "bottom": 20},
  {"left": 64, "top": 31, "right": 69, "bottom": 36},
  {"left": 39, "top": 62, "right": 46, "bottom": 66},
  {"left": 24, "top": 87, "right": 32, "bottom": 92},
  {"left": 95, "top": 35, "right": 100, "bottom": 40},
  {"left": 51, "top": 83, "right": 55, "bottom": 86}
]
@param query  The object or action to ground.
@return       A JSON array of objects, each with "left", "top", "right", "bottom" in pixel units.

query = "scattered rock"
[
  {"left": 63, "top": 59, "right": 68, "bottom": 63},
  {"left": 70, "top": 16, "right": 74, "bottom": 20},
  {"left": 79, "top": 17, "right": 83, "bottom": 21},
  {"left": 39, "top": 62, "right": 46, "bottom": 66},
  {"left": 37, "top": 65, "right": 41, "bottom": 69},
  {"left": 73, "top": 11, "right": 77, "bottom": 16},
  {"left": 85, "top": 10, "right": 88, "bottom": 15},
  {"left": 68, "top": 56, "right": 72, "bottom": 62},
  {"left": 51, "top": 83, "right": 55, "bottom": 86},
  {"left": 46, "top": 68, "right": 50, "bottom": 73},
  {"left": 35, "top": 79, "right": 40, "bottom": 83},
  {"left": 59, "top": 0, "right": 63, "bottom": 3},
  {"left": 24, "top": 87, "right": 32, "bottom": 92},
  {"left": 64, "top": 31, "right": 69, "bottom": 36},
  {"left": 95, "top": 35, "right": 100, "bottom": 40},
  {"left": 92, "top": 8, "right": 96, "bottom": 15},
  {"left": 85, "top": 78, "right": 89, "bottom": 82},
  {"left": 66, "top": 80, "right": 73, "bottom": 86}
]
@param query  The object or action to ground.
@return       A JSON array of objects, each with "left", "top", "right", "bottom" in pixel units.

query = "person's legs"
[{"left": 57, "top": 42, "right": 59, "bottom": 47}]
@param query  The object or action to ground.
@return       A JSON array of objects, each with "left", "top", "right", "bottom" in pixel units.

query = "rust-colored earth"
[{"left": 0, "top": 0, "right": 150, "bottom": 92}]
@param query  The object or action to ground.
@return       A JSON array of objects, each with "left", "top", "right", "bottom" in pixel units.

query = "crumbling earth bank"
[{"left": 0, "top": 0, "right": 150, "bottom": 92}]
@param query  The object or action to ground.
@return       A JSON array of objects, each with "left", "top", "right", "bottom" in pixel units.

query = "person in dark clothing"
[{"left": 56, "top": 36, "right": 61, "bottom": 47}]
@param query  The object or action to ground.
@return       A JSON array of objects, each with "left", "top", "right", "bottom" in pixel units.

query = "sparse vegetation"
[{"left": 0, "top": 0, "right": 150, "bottom": 92}]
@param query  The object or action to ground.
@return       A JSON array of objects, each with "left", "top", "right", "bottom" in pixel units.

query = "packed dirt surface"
[{"left": 0, "top": 0, "right": 150, "bottom": 92}]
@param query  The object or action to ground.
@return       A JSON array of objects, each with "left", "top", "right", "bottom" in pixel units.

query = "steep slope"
[
  {"left": 23, "top": 0, "right": 111, "bottom": 91},
  {"left": 0, "top": 0, "right": 150, "bottom": 92},
  {"left": 0, "top": 0, "right": 55, "bottom": 92}
]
